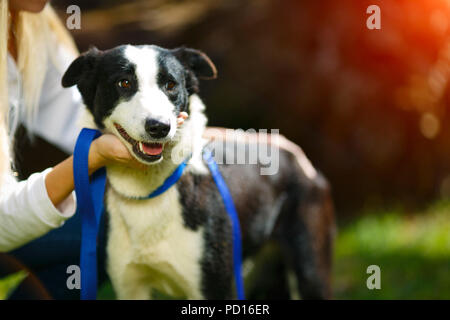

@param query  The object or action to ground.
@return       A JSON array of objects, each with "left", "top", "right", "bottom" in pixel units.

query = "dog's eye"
[
  {"left": 118, "top": 79, "right": 131, "bottom": 89},
  {"left": 166, "top": 81, "right": 176, "bottom": 91}
]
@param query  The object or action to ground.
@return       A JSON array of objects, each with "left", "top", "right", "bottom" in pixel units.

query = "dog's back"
[{"left": 175, "top": 130, "right": 336, "bottom": 299}]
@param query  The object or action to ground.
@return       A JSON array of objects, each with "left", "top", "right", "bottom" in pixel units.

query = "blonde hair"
[{"left": 0, "top": 1, "right": 78, "bottom": 181}]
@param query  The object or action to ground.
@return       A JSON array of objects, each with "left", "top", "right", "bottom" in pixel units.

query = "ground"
[{"left": 333, "top": 201, "right": 449, "bottom": 299}]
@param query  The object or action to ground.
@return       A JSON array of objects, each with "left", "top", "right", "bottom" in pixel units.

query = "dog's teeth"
[{"left": 139, "top": 142, "right": 144, "bottom": 153}]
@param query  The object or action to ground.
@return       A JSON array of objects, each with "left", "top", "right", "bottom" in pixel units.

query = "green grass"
[
  {"left": 333, "top": 201, "right": 450, "bottom": 299},
  {"left": 99, "top": 201, "right": 450, "bottom": 300},
  {"left": 98, "top": 281, "right": 116, "bottom": 300},
  {"left": 0, "top": 271, "right": 28, "bottom": 300}
]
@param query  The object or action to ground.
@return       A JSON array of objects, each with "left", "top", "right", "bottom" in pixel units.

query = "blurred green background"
[{"left": 334, "top": 201, "right": 449, "bottom": 299}]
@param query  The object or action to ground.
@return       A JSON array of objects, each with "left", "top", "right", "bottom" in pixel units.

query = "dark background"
[{"left": 46, "top": 0, "right": 450, "bottom": 216}]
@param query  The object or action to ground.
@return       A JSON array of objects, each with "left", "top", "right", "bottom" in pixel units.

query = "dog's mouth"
[{"left": 114, "top": 123, "right": 164, "bottom": 162}]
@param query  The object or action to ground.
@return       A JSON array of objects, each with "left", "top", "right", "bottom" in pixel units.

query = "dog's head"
[{"left": 62, "top": 45, "right": 216, "bottom": 164}]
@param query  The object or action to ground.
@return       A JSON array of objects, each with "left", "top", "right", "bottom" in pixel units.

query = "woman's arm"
[
  {"left": 45, "top": 133, "right": 143, "bottom": 207},
  {"left": 0, "top": 133, "right": 143, "bottom": 252},
  {"left": 46, "top": 133, "right": 145, "bottom": 207}
]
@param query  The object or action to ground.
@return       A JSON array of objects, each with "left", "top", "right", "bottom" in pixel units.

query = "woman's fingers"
[
  {"left": 177, "top": 112, "right": 189, "bottom": 126},
  {"left": 92, "top": 134, "right": 146, "bottom": 170}
]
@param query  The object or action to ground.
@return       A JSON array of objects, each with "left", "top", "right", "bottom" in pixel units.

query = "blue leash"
[
  {"left": 73, "top": 128, "right": 106, "bottom": 300},
  {"left": 73, "top": 128, "right": 245, "bottom": 300},
  {"left": 203, "top": 150, "right": 246, "bottom": 300}
]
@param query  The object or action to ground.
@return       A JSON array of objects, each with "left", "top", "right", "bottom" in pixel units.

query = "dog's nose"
[{"left": 145, "top": 118, "right": 171, "bottom": 139}]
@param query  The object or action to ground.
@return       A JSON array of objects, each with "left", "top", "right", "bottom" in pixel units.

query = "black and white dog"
[{"left": 62, "top": 45, "right": 335, "bottom": 299}]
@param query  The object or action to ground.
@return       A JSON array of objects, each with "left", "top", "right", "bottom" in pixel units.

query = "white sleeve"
[
  {"left": 30, "top": 46, "right": 83, "bottom": 154},
  {"left": 0, "top": 168, "right": 76, "bottom": 252}
]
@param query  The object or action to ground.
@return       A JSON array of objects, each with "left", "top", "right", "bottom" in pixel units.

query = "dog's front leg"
[
  {"left": 106, "top": 203, "right": 153, "bottom": 300},
  {"left": 108, "top": 242, "right": 153, "bottom": 299},
  {"left": 112, "top": 264, "right": 153, "bottom": 300}
]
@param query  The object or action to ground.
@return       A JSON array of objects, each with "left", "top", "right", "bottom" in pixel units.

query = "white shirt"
[{"left": 0, "top": 46, "right": 82, "bottom": 252}]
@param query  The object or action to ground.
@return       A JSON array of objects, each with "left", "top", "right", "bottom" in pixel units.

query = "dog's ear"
[
  {"left": 62, "top": 47, "right": 102, "bottom": 88},
  {"left": 171, "top": 47, "right": 217, "bottom": 80}
]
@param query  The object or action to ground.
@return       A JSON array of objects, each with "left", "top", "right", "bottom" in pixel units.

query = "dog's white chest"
[{"left": 106, "top": 186, "right": 205, "bottom": 299}]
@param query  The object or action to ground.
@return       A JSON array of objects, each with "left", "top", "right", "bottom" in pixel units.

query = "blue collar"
[{"left": 130, "top": 160, "right": 189, "bottom": 200}]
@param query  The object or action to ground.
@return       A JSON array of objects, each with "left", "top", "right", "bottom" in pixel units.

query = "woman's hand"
[
  {"left": 88, "top": 134, "right": 146, "bottom": 172},
  {"left": 45, "top": 133, "right": 144, "bottom": 208}
]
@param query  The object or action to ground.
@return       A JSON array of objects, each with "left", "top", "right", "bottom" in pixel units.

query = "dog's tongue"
[{"left": 141, "top": 142, "right": 163, "bottom": 155}]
